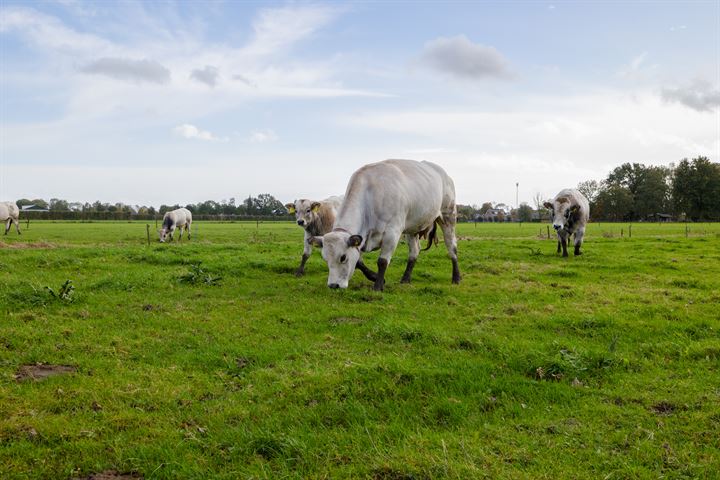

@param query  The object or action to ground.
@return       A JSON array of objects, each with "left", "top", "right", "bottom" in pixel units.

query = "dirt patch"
[
  {"left": 0, "top": 241, "right": 56, "bottom": 249},
  {"left": 73, "top": 471, "right": 142, "bottom": 480},
  {"left": 15, "top": 364, "right": 77, "bottom": 381},
  {"left": 329, "top": 316, "right": 365, "bottom": 326},
  {"left": 651, "top": 401, "right": 677, "bottom": 415}
]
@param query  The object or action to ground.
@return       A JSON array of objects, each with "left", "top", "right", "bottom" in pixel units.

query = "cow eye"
[
  {"left": 340, "top": 254, "right": 347, "bottom": 263},
  {"left": 306, "top": 208, "right": 311, "bottom": 213}
]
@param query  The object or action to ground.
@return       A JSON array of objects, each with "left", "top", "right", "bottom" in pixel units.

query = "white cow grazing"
[
  {"left": 309, "top": 159, "right": 461, "bottom": 291},
  {"left": 544, "top": 188, "right": 590, "bottom": 257},
  {"left": 285, "top": 196, "right": 344, "bottom": 277},
  {"left": 0, "top": 201, "right": 21, "bottom": 235},
  {"left": 159, "top": 208, "right": 192, "bottom": 242}
]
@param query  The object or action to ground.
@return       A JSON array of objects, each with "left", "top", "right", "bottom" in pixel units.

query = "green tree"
[
  {"left": 594, "top": 183, "right": 634, "bottom": 221},
  {"left": 517, "top": 203, "right": 533, "bottom": 222},
  {"left": 672, "top": 157, "right": 720, "bottom": 221}
]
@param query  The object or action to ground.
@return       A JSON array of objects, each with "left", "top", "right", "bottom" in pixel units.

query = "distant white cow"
[
  {"left": 0, "top": 202, "right": 21, "bottom": 235},
  {"left": 544, "top": 188, "right": 590, "bottom": 257},
  {"left": 285, "top": 196, "right": 343, "bottom": 277},
  {"left": 309, "top": 159, "right": 460, "bottom": 291},
  {"left": 159, "top": 208, "right": 192, "bottom": 242}
]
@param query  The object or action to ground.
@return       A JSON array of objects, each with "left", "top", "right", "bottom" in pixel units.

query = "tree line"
[{"left": 13, "top": 157, "right": 719, "bottom": 222}]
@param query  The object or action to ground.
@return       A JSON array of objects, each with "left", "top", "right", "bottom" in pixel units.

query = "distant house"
[
  {"left": 20, "top": 204, "right": 49, "bottom": 212},
  {"left": 647, "top": 213, "right": 673, "bottom": 222},
  {"left": 481, "top": 208, "right": 508, "bottom": 222}
]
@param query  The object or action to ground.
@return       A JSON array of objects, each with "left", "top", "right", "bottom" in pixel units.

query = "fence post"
[
  {"left": 26, "top": 216, "right": 30, "bottom": 230},
  {"left": 629, "top": 225, "right": 632, "bottom": 238},
  {"left": 685, "top": 225, "right": 689, "bottom": 238},
  {"left": 146, "top": 224, "right": 150, "bottom": 245},
  {"left": 547, "top": 225, "right": 550, "bottom": 239},
  {"left": 155, "top": 216, "right": 158, "bottom": 230},
  {"left": 621, "top": 228, "right": 624, "bottom": 238}
]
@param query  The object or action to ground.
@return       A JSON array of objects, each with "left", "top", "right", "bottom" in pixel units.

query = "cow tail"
[{"left": 422, "top": 217, "right": 441, "bottom": 251}]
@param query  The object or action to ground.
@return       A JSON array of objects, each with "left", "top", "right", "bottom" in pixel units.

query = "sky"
[{"left": 1, "top": 0, "right": 719, "bottom": 208}]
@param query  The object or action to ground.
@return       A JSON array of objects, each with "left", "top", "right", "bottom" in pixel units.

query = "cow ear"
[
  {"left": 347, "top": 235, "right": 363, "bottom": 248},
  {"left": 570, "top": 205, "right": 580, "bottom": 214},
  {"left": 310, "top": 202, "right": 321, "bottom": 213},
  {"left": 543, "top": 202, "right": 553, "bottom": 209},
  {"left": 285, "top": 203, "right": 296, "bottom": 214},
  {"left": 308, "top": 236, "right": 323, "bottom": 248}
]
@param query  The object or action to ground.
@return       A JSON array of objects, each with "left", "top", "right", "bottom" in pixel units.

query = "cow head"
[
  {"left": 286, "top": 200, "right": 321, "bottom": 228},
  {"left": 544, "top": 197, "right": 580, "bottom": 232},
  {"left": 309, "top": 231, "right": 362, "bottom": 289},
  {"left": 159, "top": 227, "right": 172, "bottom": 242}
]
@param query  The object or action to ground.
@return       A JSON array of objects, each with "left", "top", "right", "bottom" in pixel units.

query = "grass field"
[{"left": 1, "top": 221, "right": 719, "bottom": 479}]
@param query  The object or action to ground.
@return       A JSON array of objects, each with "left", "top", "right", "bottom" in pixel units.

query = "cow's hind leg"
[
  {"left": 4, "top": 219, "right": 10, "bottom": 235},
  {"left": 14, "top": 218, "right": 21, "bottom": 234},
  {"left": 574, "top": 227, "right": 585, "bottom": 256},
  {"left": 439, "top": 217, "right": 461, "bottom": 284},
  {"left": 400, "top": 234, "right": 420, "bottom": 284}
]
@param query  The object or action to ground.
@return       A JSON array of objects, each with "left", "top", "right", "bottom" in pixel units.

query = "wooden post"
[
  {"left": 547, "top": 225, "right": 550, "bottom": 239},
  {"left": 146, "top": 224, "right": 150, "bottom": 245},
  {"left": 629, "top": 225, "right": 632, "bottom": 238},
  {"left": 155, "top": 216, "right": 158, "bottom": 230},
  {"left": 26, "top": 216, "right": 30, "bottom": 230},
  {"left": 621, "top": 228, "right": 624, "bottom": 238},
  {"left": 685, "top": 225, "right": 689, "bottom": 238},
  {"left": 256, "top": 219, "right": 259, "bottom": 229}
]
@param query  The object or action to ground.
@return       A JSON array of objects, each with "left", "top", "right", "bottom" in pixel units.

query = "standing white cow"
[
  {"left": 159, "top": 208, "right": 192, "bottom": 242},
  {"left": 544, "top": 188, "right": 590, "bottom": 257},
  {"left": 285, "top": 196, "right": 343, "bottom": 277},
  {"left": 309, "top": 159, "right": 461, "bottom": 291},
  {"left": 0, "top": 201, "right": 21, "bottom": 235}
]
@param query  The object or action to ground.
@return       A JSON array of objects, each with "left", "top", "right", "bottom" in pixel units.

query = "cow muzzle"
[
  {"left": 297, "top": 220, "right": 305, "bottom": 226},
  {"left": 553, "top": 224, "right": 562, "bottom": 231},
  {"left": 328, "top": 283, "right": 340, "bottom": 289}
]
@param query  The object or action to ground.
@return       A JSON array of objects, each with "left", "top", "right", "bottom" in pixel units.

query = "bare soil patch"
[
  {"left": 15, "top": 364, "right": 77, "bottom": 381},
  {"left": 0, "top": 241, "right": 56, "bottom": 249}
]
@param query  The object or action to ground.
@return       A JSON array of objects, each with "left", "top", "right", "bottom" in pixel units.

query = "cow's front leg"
[
  {"left": 374, "top": 231, "right": 401, "bottom": 291},
  {"left": 186, "top": 223, "right": 191, "bottom": 240},
  {"left": 556, "top": 235, "right": 562, "bottom": 254},
  {"left": 296, "top": 233, "right": 312, "bottom": 277},
  {"left": 574, "top": 227, "right": 585, "bottom": 256},
  {"left": 356, "top": 258, "right": 377, "bottom": 282},
  {"left": 560, "top": 232, "right": 569, "bottom": 257},
  {"left": 400, "top": 234, "right": 420, "bottom": 284}
]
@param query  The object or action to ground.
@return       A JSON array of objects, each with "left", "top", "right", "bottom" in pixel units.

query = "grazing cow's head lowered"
[
  {"left": 544, "top": 197, "right": 581, "bottom": 232},
  {"left": 159, "top": 216, "right": 173, "bottom": 242},
  {"left": 309, "top": 231, "right": 362, "bottom": 289},
  {"left": 286, "top": 200, "right": 322, "bottom": 228}
]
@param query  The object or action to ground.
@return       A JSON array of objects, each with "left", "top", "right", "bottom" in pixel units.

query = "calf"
[
  {"left": 309, "top": 159, "right": 460, "bottom": 291},
  {"left": 544, "top": 189, "right": 589, "bottom": 257},
  {"left": 285, "top": 196, "right": 343, "bottom": 276},
  {"left": 0, "top": 202, "right": 21, "bottom": 235},
  {"left": 159, "top": 207, "right": 192, "bottom": 242}
]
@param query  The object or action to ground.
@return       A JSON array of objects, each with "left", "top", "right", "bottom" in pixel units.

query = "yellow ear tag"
[
  {"left": 311, "top": 205, "right": 320, "bottom": 213},
  {"left": 287, "top": 206, "right": 296, "bottom": 214}
]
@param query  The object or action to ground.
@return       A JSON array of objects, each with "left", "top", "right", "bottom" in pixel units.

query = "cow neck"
[{"left": 333, "top": 189, "right": 366, "bottom": 238}]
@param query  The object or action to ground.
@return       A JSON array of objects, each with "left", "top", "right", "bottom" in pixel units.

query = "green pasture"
[{"left": 1, "top": 221, "right": 719, "bottom": 479}]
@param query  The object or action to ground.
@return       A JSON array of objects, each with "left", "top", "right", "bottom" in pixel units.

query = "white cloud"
[
  {"left": 80, "top": 57, "right": 171, "bottom": 84},
  {"left": 0, "top": 6, "right": 115, "bottom": 55},
  {"left": 248, "top": 129, "right": 278, "bottom": 143},
  {"left": 173, "top": 124, "right": 227, "bottom": 142},
  {"left": 419, "top": 35, "right": 512, "bottom": 80},
  {"left": 669, "top": 25, "right": 687, "bottom": 32},
  {"left": 242, "top": 5, "right": 341, "bottom": 56},
  {"left": 190, "top": 65, "right": 219, "bottom": 87},
  {"left": 661, "top": 80, "right": 720, "bottom": 112}
]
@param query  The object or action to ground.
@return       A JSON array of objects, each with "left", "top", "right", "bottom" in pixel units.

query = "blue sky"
[{"left": 1, "top": 0, "right": 718, "bottom": 207}]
